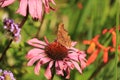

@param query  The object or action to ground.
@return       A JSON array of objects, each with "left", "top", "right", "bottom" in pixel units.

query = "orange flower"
[
  {"left": 102, "top": 47, "right": 111, "bottom": 63},
  {"left": 83, "top": 35, "right": 100, "bottom": 54},
  {"left": 96, "top": 42, "right": 111, "bottom": 63},
  {"left": 102, "top": 29, "right": 108, "bottom": 34},
  {"left": 77, "top": 2, "right": 83, "bottom": 9},
  {"left": 103, "top": 28, "right": 116, "bottom": 47},
  {"left": 110, "top": 46, "right": 120, "bottom": 52},
  {"left": 87, "top": 49, "right": 101, "bottom": 66}
]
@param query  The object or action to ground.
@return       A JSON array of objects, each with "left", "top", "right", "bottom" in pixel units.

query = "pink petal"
[
  {"left": 71, "top": 42, "right": 77, "bottom": 47},
  {"left": 28, "top": 0, "right": 36, "bottom": 18},
  {"left": 27, "top": 38, "right": 47, "bottom": 48},
  {"left": 65, "top": 61, "right": 74, "bottom": 69},
  {"left": 68, "top": 53, "right": 79, "bottom": 62},
  {"left": 44, "top": 61, "right": 54, "bottom": 80},
  {"left": 56, "top": 69, "right": 64, "bottom": 76},
  {"left": 79, "top": 58, "right": 86, "bottom": 69},
  {"left": 55, "top": 61, "right": 64, "bottom": 76},
  {"left": 57, "top": 60, "right": 64, "bottom": 70},
  {"left": 1, "top": 0, "right": 15, "bottom": 7},
  {"left": 40, "top": 57, "right": 51, "bottom": 65},
  {"left": 69, "top": 47, "right": 78, "bottom": 52},
  {"left": 28, "top": 0, "right": 42, "bottom": 20},
  {"left": 36, "top": 0, "right": 43, "bottom": 20},
  {"left": 49, "top": 0, "right": 56, "bottom": 5},
  {"left": 34, "top": 61, "right": 41, "bottom": 75},
  {"left": 71, "top": 60, "right": 82, "bottom": 73},
  {"left": 78, "top": 51, "right": 86, "bottom": 58},
  {"left": 42, "top": 0, "right": 50, "bottom": 13},
  {"left": 26, "top": 48, "right": 44, "bottom": 59},
  {"left": 16, "top": 0, "right": 27, "bottom": 16},
  {"left": 65, "top": 67, "right": 70, "bottom": 79},
  {"left": 27, "top": 54, "right": 46, "bottom": 66}
]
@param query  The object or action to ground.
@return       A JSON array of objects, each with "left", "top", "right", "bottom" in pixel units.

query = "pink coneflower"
[
  {"left": 0, "top": 0, "right": 15, "bottom": 7},
  {"left": 26, "top": 24, "right": 87, "bottom": 79},
  {"left": 0, "top": 0, "right": 55, "bottom": 20}
]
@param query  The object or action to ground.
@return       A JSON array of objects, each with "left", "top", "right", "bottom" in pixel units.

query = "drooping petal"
[
  {"left": 65, "top": 61, "right": 74, "bottom": 69},
  {"left": 26, "top": 48, "right": 44, "bottom": 59},
  {"left": 65, "top": 67, "right": 70, "bottom": 79},
  {"left": 57, "top": 60, "right": 64, "bottom": 70},
  {"left": 34, "top": 61, "right": 41, "bottom": 75},
  {"left": 42, "top": 0, "right": 50, "bottom": 13},
  {"left": 16, "top": 0, "right": 28, "bottom": 16},
  {"left": 28, "top": 0, "right": 42, "bottom": 20},
  {"left": 27, "top": 54, "right": 46, "bottom": 66},
  {"left": 27, "top": 38, "right": 47, "bottom": 47},
  {"left": 49, "top": 0, "right": 56, "bottom": 5},
  {"left": 79, "top": 58, "right": 87, "bottom": 69},
  {"left": 71, "top": 60, "right": 82, "bottom": 73},
  {"left": 44, "top": 61, "right": 54, "bottom": 80},
  {"left": 55, "top": 61, "right": 64, "bottom": 76},
  {"left": 1, "top": 0, "right": 15, "bottom": 7},
  {"left": 68, "top": 53, "right": 79, "bottom": 62},
  {"left": 40, "top": 57, "right": 51, "bottom": 65},
  {"left": 36, "top": 0, "right": 43, "bottom": 20}
]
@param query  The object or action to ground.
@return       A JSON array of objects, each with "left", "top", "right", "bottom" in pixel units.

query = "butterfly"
[{"left": 57, "top": 23, "right": 72, "bottom": 48}]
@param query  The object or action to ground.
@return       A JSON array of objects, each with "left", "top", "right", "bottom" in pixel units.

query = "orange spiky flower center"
[{"left": 45, "top": 42, "right": 68, "bottom": 60}]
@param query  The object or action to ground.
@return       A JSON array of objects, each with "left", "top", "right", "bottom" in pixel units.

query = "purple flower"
[
  {"left": 3, "top": 18, "right": 21, "bottom": 42},
  {"left": 0, "top": 69, "right": 16, "bottom": 80},
  {"left": 0, "top": 76, "right": 4, "bottom": 80}
]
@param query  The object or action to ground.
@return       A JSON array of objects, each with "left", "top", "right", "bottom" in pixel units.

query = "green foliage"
[{"left": 0, "top": 0, "right": 119, "bottom": 80}]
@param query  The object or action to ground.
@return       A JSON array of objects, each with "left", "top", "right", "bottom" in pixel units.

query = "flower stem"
[
  {"left": 19, "top": 12, "right": 29, "bottom": 28},
  {"left": 0, "top": 39, "right": 12, "bottom": 61},
  {"left": 35, "top": 12, "right": 45, "bottom": 38},
  {"left": 115, "top": 0, "right": 119, "bottom": 79},
  {"left": 0, "top": 14, "right": 28, "bottom": 62}
]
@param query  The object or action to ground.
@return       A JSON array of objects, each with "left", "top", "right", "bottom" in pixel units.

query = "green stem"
[
  {"left": 35, "top": 12, "right": 45, "bottom": 38},
  {"left": 115, "top": 0, "right": 119, "bottom": 79},
  {"left": 0, "top": 39, "right": 13, "bottom": 61}
]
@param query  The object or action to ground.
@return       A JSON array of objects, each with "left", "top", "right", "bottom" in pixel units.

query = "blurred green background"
[{"left": 0, "top": 0, "right": 120, "bottom": 80}]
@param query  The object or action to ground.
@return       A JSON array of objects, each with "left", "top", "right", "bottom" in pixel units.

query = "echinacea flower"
[
  {"left": 1, "top": 0, "right": 55, "bottom": 20},
  {"left": 3, "top": 18, "right": 21, "bottom": 42},
  {"left": 26, "top": 24, "right": 87, "bottom": 79},
  {"left": 0, "top": 0, "right": 15, "bottom": 7},
  {"left": 0, "top": 69, "right": 16, "bottom": 80},
  {"left": 17, "top": 0, "right": 55, "bottom": 20}
]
